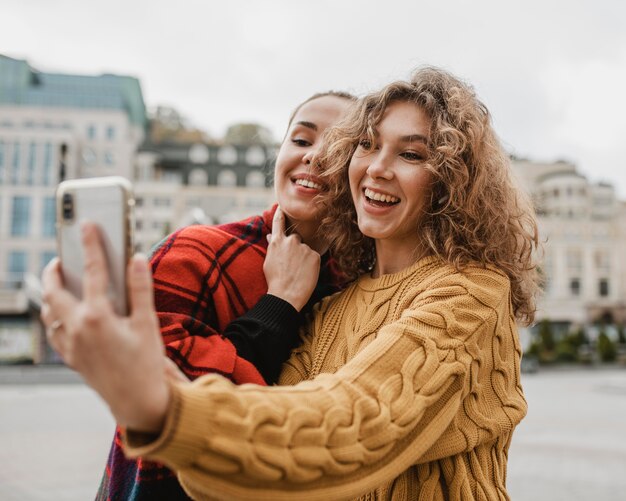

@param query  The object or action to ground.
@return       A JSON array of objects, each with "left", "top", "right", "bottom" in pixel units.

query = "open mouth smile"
[
  {"left": 294, "top": 178, "right": 323, "bottom": 190},
  {"left": 364, "top": 187, "right": 400, "bottom": 207}
]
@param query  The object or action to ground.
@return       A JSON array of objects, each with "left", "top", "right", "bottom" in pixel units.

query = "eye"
[
  {"left": 358, "top": 138, "right": 373, "bottom": 150},
  {"left": 292, "top": 137, "right": 312, "bottom": 147},
  {"left": 400, "top": 151, "right": 424, "bottom": 162}
]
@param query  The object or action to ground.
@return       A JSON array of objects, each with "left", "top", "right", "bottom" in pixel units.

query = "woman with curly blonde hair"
[
  {"left": 43, "top": 67, "right": 540, "bottom": 501},
  {"left": 319, "top": 66, "right": 539, "bottom": 324}
]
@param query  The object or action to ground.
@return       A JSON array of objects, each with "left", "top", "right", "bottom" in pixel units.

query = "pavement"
[
  {"left": 0, "top": 364, "right": 83, "bottom": 385},
  {"left": 0, "top": 365, "right": 625, "bottom": 500}
]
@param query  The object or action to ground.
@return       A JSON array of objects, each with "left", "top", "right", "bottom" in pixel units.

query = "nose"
[
  {"left": 303, "top": 147, "right": 317, "bottom": 165},
  {"left": 302, "top": 144, "right": 321, "bottom": 170},
  {"left": 366, "top": 153, "right": 393, "bottom": 180}
]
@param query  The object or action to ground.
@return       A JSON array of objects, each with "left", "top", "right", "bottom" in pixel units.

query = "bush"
[
  {"left": 569, "top": 328, "right": 589, "bottom": 348},
  {"left": 597, "top": 331, "right": 617, "bottom": 362},
  {"left": 618, "top": 325, "right": 626, "bottom": 345},
  {"left": 555, "top": 338, "right": 577, "bottom": 362},
  {"left": 538, "top": 319, "right": 556, "bottom": 352}
]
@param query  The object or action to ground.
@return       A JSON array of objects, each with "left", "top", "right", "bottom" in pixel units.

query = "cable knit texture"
[{"left": 124, "top": 256, "right": 527, "bottom": 501}]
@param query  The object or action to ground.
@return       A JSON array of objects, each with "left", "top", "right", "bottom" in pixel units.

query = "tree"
[
  {"left": 597, "top": 331, "right": 617, "bottom": 362},
  {"left": 224, "top": 123, "right": 274, "bottom": 145},
  {"left": 538, "top": 319, "right": 556, "bottom": 352},
  {"left": 617, "top": 324, "right": 626, "bottom": 345},
  {"left": 149, "top": 106, "right": 210, "bottom": 144}
]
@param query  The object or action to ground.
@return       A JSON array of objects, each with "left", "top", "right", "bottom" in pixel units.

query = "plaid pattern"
[{"left": 96, "top": 205, "right": 344, "bottom": 500}]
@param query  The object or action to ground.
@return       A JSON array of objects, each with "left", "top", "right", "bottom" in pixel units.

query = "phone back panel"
[{"left": 56, "top": 177, "right": 133, "bottom": 316}]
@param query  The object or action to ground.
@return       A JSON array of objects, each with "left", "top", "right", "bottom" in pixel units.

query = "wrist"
[
  {"left": 266, "top": 288, "right": 305, "bottom": 311},
  {"left": 117, "top": 380, "right": 171, "bottom": 433}
]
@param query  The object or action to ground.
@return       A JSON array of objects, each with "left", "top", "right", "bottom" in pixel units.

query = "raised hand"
[
  {"left": 41, "top": 222, "right": 170, "bottom": 433},
  {"left": 263, "top": 207, "right": 321, "bottom": 311}
]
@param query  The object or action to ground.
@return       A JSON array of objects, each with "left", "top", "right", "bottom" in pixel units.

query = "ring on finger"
[{"left": 50, "top": 319, "right": 63, "bottom": 332}]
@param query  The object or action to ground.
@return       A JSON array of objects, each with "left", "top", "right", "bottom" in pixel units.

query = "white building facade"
[
  {"left": 0, "top": 54, "right": 147, "bottom": 362},
  {"left": 512, "top": 159, "right": 626, "bottom": 333}
]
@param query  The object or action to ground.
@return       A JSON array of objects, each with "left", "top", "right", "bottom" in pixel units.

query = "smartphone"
[{"left": 56, "top": 176, "right": 135, "bottom": 316}]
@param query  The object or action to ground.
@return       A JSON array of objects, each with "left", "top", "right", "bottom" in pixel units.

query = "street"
[{"left": 0, "top": 367, "right": 625, "bottom": 500}]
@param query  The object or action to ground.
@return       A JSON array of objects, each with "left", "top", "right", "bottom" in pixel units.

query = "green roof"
[{"left": 0, "top": 54, "right": 147, "bottom": 129}]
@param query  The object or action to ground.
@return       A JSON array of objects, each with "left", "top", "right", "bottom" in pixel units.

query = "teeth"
[
  {"left": 295, "top": 179, "right": 322, "bottom": 190},
  {"left": 364, "top": 188, "right": 400, "bottom": 204}
]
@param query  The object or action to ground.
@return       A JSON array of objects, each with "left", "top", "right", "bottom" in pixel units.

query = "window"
[
  {"left": 245, "top": 146, "right": 265, "bottom": 166},
  {"left": 217, "top": 146, "right": 237, "bottom": 165},
  {"left": 566, "top": 249, "right": 582, "bottom": 271},
  {"left": 40, "top": 251, "right": 56, "bottom": 273},
  {"left": 82, "top": 147, "right": 97, "bottom": 166},
  {"left": 217, "top": 169, "right": 237, "bottom": 187},
  {"left": 161, "top": 170, "right": 182, "bottom": 184},
  {"left": 595, "top": 250, "right": 610, "bottom": 271},
  {"left": 153, "top": 197, "right": 171, "bottom": 207},
  {"left": 43, "top": 142, "right": 53, "bottom": 185},
  {"left": 0, "top": 140, "right": 4, "bottom": 183},
  {"left": 104, "top": 151, "right": 115, "bottom": 166},
  {"left": 599, "top": 279, "right": 609, "bottom": 297},
  {"left": 185, "top": 197, "right": 201, "bottom": 209},
  {"left": 27, "top": 142, "right": 37, "bottom": 185},
  {"left": 11, "top": 196, "right": 31, "bottom": 236},
  {"left": 106, "top": 126, "right": 115, "bottom": 140},
  {"left": 569, "top": 278, "right": 580, "bottom": 297},
  {"left": 11, "top": 141, "right": 20, "bottom": 184},
  {"left": 188, "top": 168, "right": 208, "bottom": 186},
  {"left": 87, "top": 124, "right": 96, "bottom": 139},
  {"left": 8, "top": 251, "right": 28, "bottom": 285},
  {"left": 42, "top": 197, "right": 56, "bottom": 237},
  {"left": 245, "top": 170, "right": 266, "bottom": 188}
]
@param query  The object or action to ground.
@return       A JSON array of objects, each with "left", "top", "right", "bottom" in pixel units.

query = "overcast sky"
[{"left": 3, "top": 0, "right": 626, "bottom": 196}]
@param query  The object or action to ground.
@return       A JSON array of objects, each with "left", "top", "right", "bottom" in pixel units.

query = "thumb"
[{"left": 128, "top": 254, "right": 156, "bottom": 320}]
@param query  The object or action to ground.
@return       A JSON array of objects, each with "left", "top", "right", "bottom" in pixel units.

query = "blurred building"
[
  {"left": 0, "top": 54, "right": 277, "bottom": 363},
  {"left": 512, "top": 159, "right": 626, "bottom": 336},
  {"left": 0, "top": 54, "right": 147, "bottom": 362},
  {"left": 134, "top": 142, "right": 275, "bottom": 252}
]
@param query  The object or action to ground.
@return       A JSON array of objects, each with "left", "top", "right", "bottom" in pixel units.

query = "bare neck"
[
  {"left": 284, "top": 217, "right": 329, "bottom": 255},
  {"left": 371, "top": 238, "right": 429, "bottom": 278}
]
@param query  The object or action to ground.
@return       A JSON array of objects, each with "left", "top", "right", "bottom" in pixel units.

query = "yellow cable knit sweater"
[{"left": 125, "top": 256, "right": 527, "bottom": 501}]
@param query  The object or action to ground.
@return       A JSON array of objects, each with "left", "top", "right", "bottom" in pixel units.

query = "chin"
[{"left": 280, "top": 203, "right": 321, "bottom": 226}]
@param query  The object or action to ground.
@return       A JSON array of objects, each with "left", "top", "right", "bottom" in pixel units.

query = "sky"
[{"left": 3, "top": 0, "right": 626, "bottom": 196}]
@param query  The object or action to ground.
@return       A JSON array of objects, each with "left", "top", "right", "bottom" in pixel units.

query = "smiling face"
[
  {"left": 349, "top": 100, "right": 433, "bottom": 252},
  {"left": 274, "top": 95, "right": 352, "bottom": 230}
]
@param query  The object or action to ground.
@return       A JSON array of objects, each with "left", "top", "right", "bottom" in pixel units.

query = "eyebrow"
[
  {"left": 400, "top": 134, "right": 428, "bottom": 144},
  {"left": 294, "top": 121, "right": 318, "bottom": 131}
]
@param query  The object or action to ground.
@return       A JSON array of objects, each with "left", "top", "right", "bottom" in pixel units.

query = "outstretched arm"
[{"left": 121, "top": 275, "right": 524, "bottom": 501}]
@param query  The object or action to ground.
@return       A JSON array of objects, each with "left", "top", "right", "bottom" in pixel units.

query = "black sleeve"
[{"left": 223, "top": 294, "right": 302, "bottom": 385}]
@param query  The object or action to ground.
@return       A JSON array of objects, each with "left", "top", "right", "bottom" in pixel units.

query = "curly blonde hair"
[{"left": 318, "top": 67, "right": 540, "bottom": 325}]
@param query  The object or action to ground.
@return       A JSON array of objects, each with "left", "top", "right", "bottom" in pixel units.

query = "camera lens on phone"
[{"left": 62, "top": 193, "right": 74, "bottom": 220}]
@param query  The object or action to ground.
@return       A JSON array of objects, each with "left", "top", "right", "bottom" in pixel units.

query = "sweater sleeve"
[
  {"left": 224, "top": 294, "right": 302, "bottom": 384},
  {"left": 123, "top": 278, "right": 520, "bottom": 501}
]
